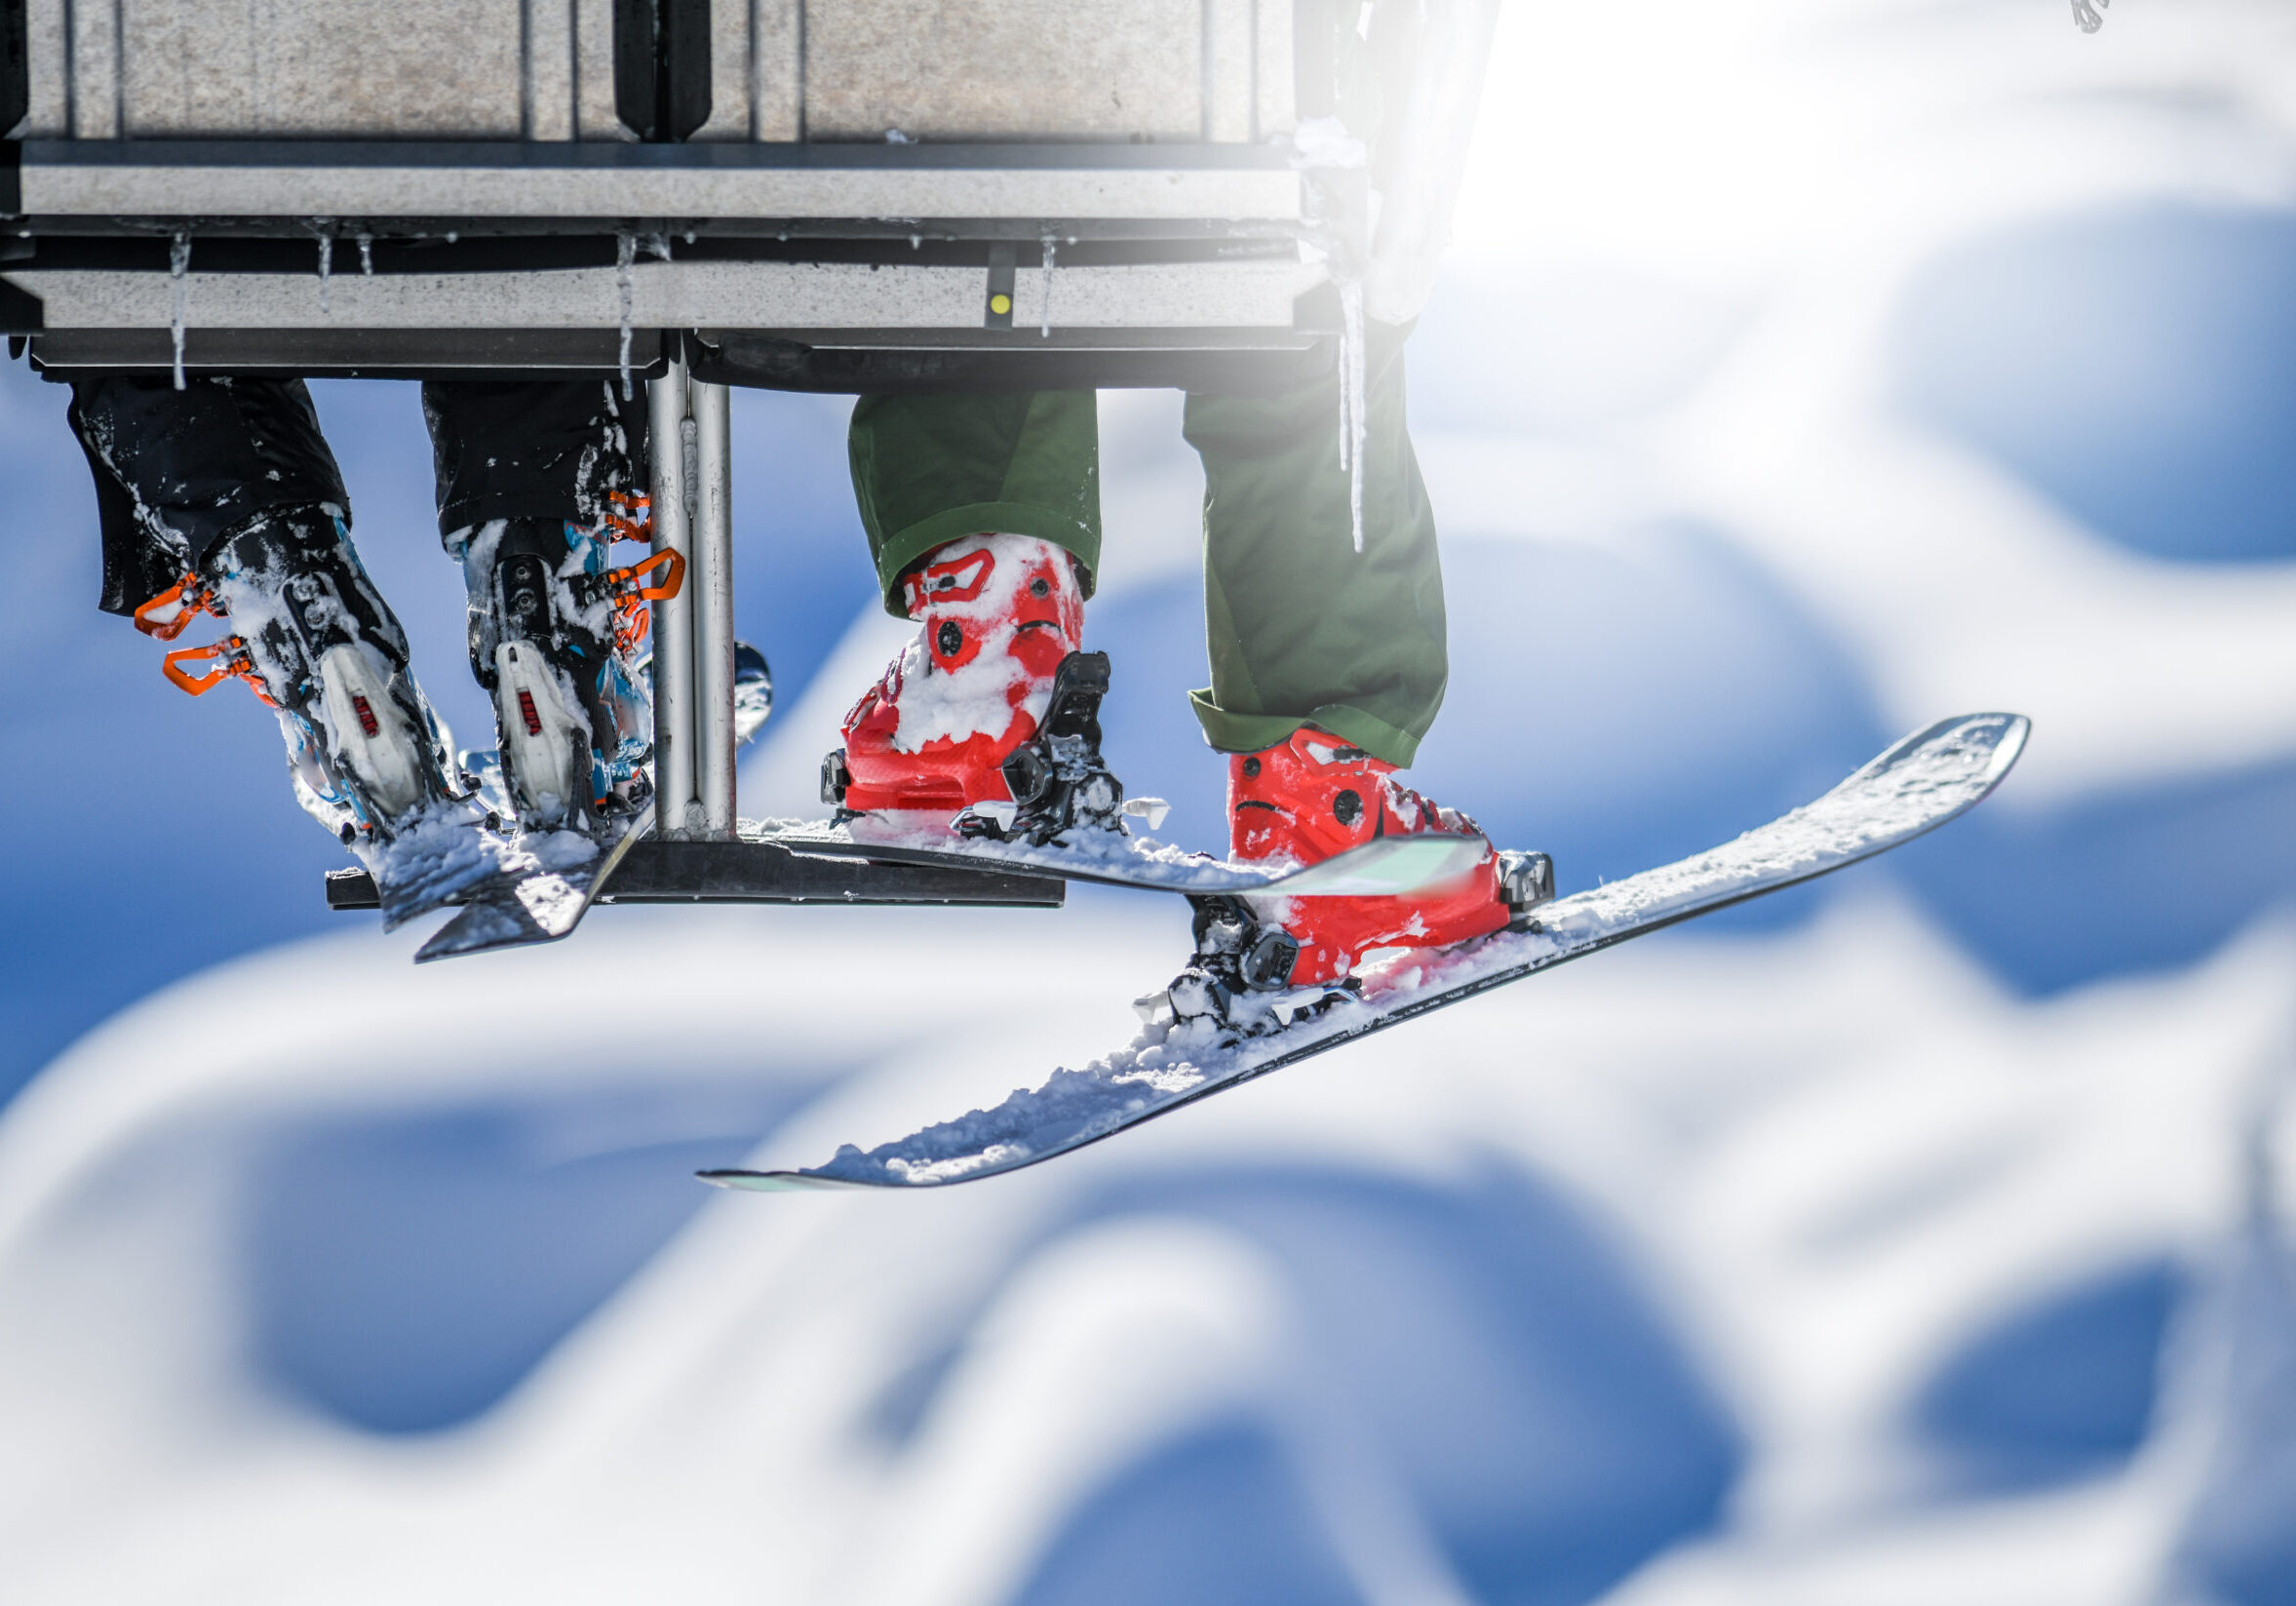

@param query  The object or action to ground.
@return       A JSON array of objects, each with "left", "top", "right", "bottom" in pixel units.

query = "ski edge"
[{"left": 699, "top": 710, "right": 2030, "bottom": 1194}]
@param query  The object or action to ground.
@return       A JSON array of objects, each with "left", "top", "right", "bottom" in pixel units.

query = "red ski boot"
[
  {"left": 1153, "top": 730, "right": 1555, "bottom": 1033},
  {"left": 1228, "top": 727, "right": 1533, "bottom": 987},
  {"left": 822, "top": 533, "right": 1124, "bottom": 841}
]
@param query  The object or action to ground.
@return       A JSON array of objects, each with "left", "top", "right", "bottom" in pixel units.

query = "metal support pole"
[
  {"left": 647, "top": 343, "right": 696, "bottom": 839},
  {"left": 690, "top": 376, "right": 738, "bottom": 839}
]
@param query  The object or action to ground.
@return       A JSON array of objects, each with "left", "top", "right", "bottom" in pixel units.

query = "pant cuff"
[
  {"left": 1187, "top": 690, "right": 1423, "bottom": 769},
  {"left": 874, "top": 502, "right": 1100, "bottom": 616}
]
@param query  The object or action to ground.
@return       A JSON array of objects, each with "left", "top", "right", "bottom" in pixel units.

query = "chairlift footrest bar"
[{"left": 323, "top": 838, "right": 1064, "bottom": 913}]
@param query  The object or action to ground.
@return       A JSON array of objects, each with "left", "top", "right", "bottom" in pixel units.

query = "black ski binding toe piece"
[
  {"left": 1499, "top": 849, "right": 1556, "bottom": 932},
  {"left": 1142, "top": 894, "right": 1360, "bottom": 1039},
  {"left": 960, "top": 650, "right": 1127, "bottom": 846}
]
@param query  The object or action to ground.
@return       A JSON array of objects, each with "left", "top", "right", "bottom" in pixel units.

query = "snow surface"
[{"left": 5, "top": 895, "right": 2295, "bottom": 1603}]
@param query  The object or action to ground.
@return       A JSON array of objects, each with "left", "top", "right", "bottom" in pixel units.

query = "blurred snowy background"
[{"left": 7, "top": 0, "right": 2296, "bottom": 1600}]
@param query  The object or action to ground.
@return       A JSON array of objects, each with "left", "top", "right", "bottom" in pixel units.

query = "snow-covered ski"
[
  {"left": 410, "top": 644, "right": 772, "bottom": 960},
  {"left": 742, "top": 814, "right": 1496, "bottom": 899},
  {"left": 366, "top": 800, "right": 525, "bottom": 931},
  {"left": 412, "top": 803, "right": 655, "bottom": 960},
  {"left": 701, "top": 711, "right": 2029, "bottom": 1193}
]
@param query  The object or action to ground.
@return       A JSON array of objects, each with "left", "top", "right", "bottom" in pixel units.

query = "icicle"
[
  {"left": 1288, "top": 117, "right": 1372, "bottom": 554},
  {"left": 1039, "top": 233, "right": 1057, "bottom": 338},
  {"left": 169, "top": 232, "right": 191, "bottom": 391},
  {"left": 357, "top": 233, "right": 373, "bottom": 276},
  {"left": 614, "top": 228, "right": 637, "bottom": 400},
  {"left": 1357, "top": 0, "right": 1376, "bottom": 39},
  {"left": 314, "top": 222, "right": 333, "bottom": 316},
  {"left": 1338, "top": 277, "right": 1366, "bottom": 553}
]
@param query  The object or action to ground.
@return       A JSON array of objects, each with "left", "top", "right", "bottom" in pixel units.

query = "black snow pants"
[{"left": 66, "top": 376, "right": 650, "bottom": 616}]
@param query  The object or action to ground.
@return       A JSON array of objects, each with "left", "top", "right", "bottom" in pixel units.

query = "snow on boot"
[
  {"left": 138, "top": 509, "right": 455, "bottom": 841},
  {"left": 1195, "top": 727, "right": 1553, "bottom": 1004},
  {"left": 452, "top": 513, "right": 675, "bottom": 832},
  {"left": 822, "top": 533, "right": 1121, "bottom": 841}
]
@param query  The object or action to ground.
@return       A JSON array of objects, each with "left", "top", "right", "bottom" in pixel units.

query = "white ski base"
[{"left": 703, "top": 712, "right": 2030, "bottom": 1193}]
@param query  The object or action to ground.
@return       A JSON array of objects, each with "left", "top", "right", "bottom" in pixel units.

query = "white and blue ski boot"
[
  {"left": 137, "top": 507, "right": 459, "bottom": 843},
  {"left": 449, "top": 508, "right": 677, "bottom": 834}
]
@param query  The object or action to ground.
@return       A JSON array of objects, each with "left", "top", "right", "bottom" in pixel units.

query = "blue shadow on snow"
[
  {"left": 887, "top": 1162, "right": 1749, "bottom": 1606},
  {"left": 240, "top": 1077, "right": 820, "bottom": 1433},
  {"left": 1893, "top": 202, "right": 2296, "bottom": 565},
  {"left": 1909, "top": 1257, "right": 2184, "bottom": 1495}
]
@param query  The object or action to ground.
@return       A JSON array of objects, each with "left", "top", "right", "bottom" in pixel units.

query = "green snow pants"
[{"left": 845, "top": 322, "right": 1447, "bottom": 769}]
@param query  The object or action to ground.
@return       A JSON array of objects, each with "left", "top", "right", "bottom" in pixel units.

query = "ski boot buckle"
[
  {"left": 160, "top": 636, "right": 278, "bottom": 706},
  {"left": 601, "top": 489, "right": 653, "bottom": 545},
  {"left": 132, "top": 572, "right": 226, "bottom": 641},
  {"left": 603, "top": 547, "right": 684, "bottom": 653}
]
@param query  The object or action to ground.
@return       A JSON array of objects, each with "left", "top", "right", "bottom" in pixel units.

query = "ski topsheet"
[
  {"left": 701, "top": 712, "right": 2029, "bottom": 1194},
  {"left": 743, "top": 815, "right": 1495, "bottom": 898}
]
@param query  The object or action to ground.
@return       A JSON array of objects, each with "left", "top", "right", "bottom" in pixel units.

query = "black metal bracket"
[
  {"left": 0, "top": 270, "right": 37, "bottom": 333},
  {"left": 324, "top": 838, "right": 1064, "bottom": 913},
  {"left": 27, "top": 326, "right": 658, "bottom": 381},
  {"left": 613, "top": 0, "right": 713, "bottom": 143},
  {"left": 687, "top": 329, "right": 1333, "bottom": 397},
  {"left": 0, "top": 2, "right": 25, "bottom": 155},
  {"left": 985, "top": 241, "right": 1016, "bottom": 330}
]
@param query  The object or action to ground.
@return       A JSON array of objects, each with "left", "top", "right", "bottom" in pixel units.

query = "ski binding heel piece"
[
  {"left": 955, "top": 650, "right": 1127, "bottom": 846},
  {"left": 1499, "top": 849, "right": 1556, "bottom": 932},
  {"left": 492, "top": 640, "right": 590, "bottom": 829},
  {"left": 820, "top": 747, "right": 852, "bottom": 808},
  {"left": 317, "top": 644, "right": 428, "bottom": 821}
]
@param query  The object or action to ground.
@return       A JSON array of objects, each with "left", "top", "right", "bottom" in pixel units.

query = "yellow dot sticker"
[{"left": 989, "top": 293, "right": 1012, "bottom": 315}]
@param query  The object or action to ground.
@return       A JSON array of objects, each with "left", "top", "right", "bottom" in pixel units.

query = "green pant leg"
[
  {"left": 847, "top": 390, "right": 1103, "bottom": 616},
  {"left": 1183, "top": 322, "right": 1446, "bottom": 768}
]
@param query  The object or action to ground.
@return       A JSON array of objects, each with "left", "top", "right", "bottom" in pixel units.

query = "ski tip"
[
  {"left": 1902, "top": 710, "right": 2031, "bottom": 793},
  {"left": 1983, "top": 711, "right": 2033, "bottom": 777},
  {"left": 1864, "top": 712, "right": 2029, "bottom": 795},
  {"left": 412, "top": 901, "right": 547, "bottom": 962}
]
